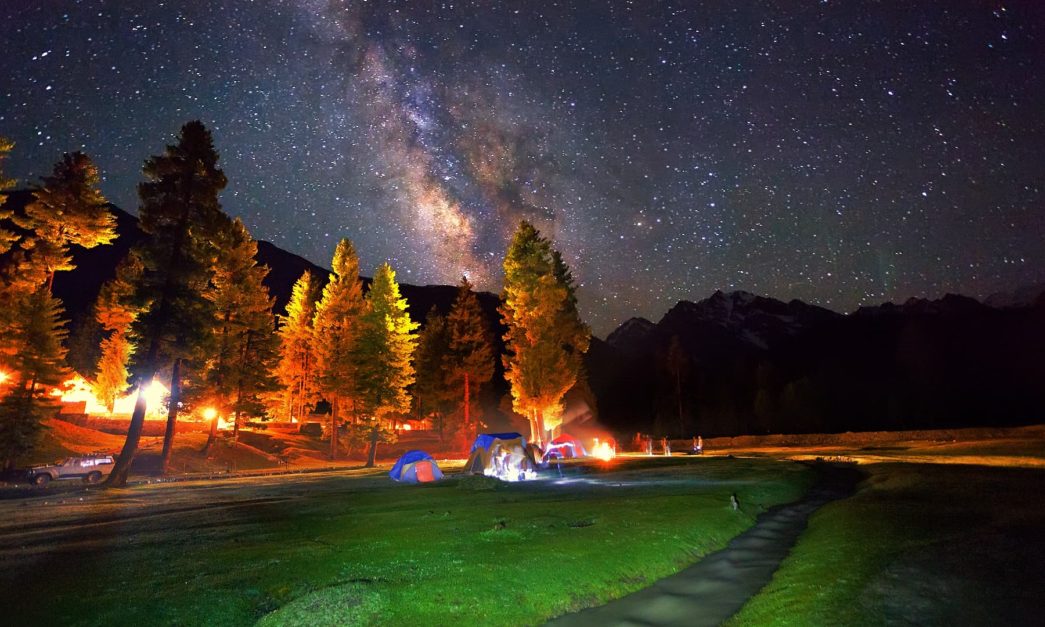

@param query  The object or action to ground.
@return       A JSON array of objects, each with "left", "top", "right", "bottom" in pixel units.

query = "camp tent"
[
  {"left": 466, "top": 432, "right": 539, "bottom": 480},
  {"left": 543, "top": 433, "right": 588, "bottom": 460},
  {"left": 390, "top": 450, "right": 444, "bottom": 483}
]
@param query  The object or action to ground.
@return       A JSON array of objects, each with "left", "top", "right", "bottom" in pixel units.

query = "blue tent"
[
  {"left": 469, "top": 432, "right": 526, "bottom": 455},
  {"left": 390, "top": 450, "right": 444, "bottom": 483}
]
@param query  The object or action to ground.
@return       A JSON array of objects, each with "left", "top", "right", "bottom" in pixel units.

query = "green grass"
[
  {"left": 728, "top": 463, "right": 1045, "bottom": 626},
  {"left": 1, "top": 457, "right": 812, "bottom": 626}
]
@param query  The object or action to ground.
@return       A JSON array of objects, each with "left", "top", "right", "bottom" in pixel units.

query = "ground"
[
  {"left": 0, "top": 457, "right": 811, "bottom": 626},
  {"left": 5, "top": 423, "right": 1045, "bottom": 625}
]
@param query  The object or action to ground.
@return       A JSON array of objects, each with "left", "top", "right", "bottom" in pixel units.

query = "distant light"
[
  {"left": 203, "top": 407, "right": 218, "bottom": 421},
  {"left": 0, "top": 371, "right": 9, "bottom": 384}
]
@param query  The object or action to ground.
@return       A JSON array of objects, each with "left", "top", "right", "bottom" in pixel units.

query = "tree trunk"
[
  {"left": 159, "top": 359, "right": 181, "bottom": 475},
  {"left": 205, "top": 411, "right": 218, "bottom": 451},
  {"left": 676, "top": 368, "right": 684, "bottom": 436},
  {"left": 535, "top": 407, "right": 547, "bottom": 447},
  {"left": 365, "top": 426, "right": 379, "bottom": 468},
  {"left": 463, "top": 372, "right": 470, "bottom": 437},
  {"left": 105, "top": 370, "right": 153, "bottom": 487},
  {"left": 329, "top": 397, "right": 338, "bottom": 460}
]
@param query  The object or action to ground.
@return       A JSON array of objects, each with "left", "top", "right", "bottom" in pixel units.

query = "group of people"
[{"left": 631, "top": 433, "right": 704, "bottom": 456}]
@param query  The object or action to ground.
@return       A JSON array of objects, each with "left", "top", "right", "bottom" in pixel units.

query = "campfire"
[{"left": 591, "top": 437, "right": 616, "bottom": 462}]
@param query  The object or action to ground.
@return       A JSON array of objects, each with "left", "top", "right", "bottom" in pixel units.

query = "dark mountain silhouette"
[{"left": 591, "top": 286, "right": 1045, "bottom": 437}]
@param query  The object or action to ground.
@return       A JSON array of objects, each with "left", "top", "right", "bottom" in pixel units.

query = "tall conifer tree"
[
  {"left": 16, "top": 152, "right": 115, "bottom": 291},
  {"left": 0, "top": 287, "right": 68, "bottom": 469},
  {"left": 355, "top": 263, "right": 418, "bottom": 466},
  {"left": 91, "top": 254, "right": 142, "bottom": 413},
  {"left": 200, "top": 218, "right": 278, "bottom": 450},
  {"left": 274, "top": 271, "right": 320, "bottom": 421},
  {"left": 107, "top": 121, "right": 227, "bottom": 487},
  {"left": 0, "top": 137, "right": 18, "bottom": 255},
  {"left": 414, "top": 308, "right": 455, "bottom": 440},
  {"left": 500, "top": 221, "right": 590, "bottom": 444},
  {"left": 312, "top": 239, "right": 365, "bottom": 459},
  {"left": 445, "top": 277, "right": 495, "bottom": 443}
]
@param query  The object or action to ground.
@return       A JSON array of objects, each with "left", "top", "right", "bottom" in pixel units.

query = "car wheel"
[
  {"left": 33, "top": 474, "right": 51, "bottom": 486},
  {"left": 84, "top": 471, "right": 102, "bottom": 484}
]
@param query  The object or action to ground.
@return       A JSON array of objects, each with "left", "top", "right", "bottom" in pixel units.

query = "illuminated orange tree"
[
  {"left": 274, "top": 270, "right": 321, "bottom": 422},
  {"left": 91, "top": 254, "right": 142, "bottom": 414},
  {"left": 15, "top": 152, "right": 115, "bottom": 292},
  {"left": 312, "top": 238, "right": 365, "bottom": 459},
  {"left": 354, "top": 263, "right": 417, "bottom": 467},
  {"left": 0, "top": 137, "right": 17, "bottom": 255},
  {"left": 500, "top": 221, "right": 589, "bottom": 445}
]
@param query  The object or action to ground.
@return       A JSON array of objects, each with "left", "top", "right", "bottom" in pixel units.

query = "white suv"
[{"left": 27, "top": 454, "right": 116, "bottom": 485}]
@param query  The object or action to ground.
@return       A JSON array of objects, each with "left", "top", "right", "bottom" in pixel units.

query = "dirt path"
[{"left": 548, "top": 463, "right": 863, "bottom": 627}]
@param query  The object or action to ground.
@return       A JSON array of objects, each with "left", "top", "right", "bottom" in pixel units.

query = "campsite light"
[
  {"left": 203, "top": 407, "right": 218, "bottom": 421},
  {"left": 0, "top": 370, "right": 8, "bottom": 385}
]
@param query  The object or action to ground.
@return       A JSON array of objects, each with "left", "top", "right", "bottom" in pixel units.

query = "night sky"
[{"left": 2, "top": 1, "right": 1043, "bottom": 336}]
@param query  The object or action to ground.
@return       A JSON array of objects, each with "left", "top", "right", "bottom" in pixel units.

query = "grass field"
[
  {"left": 728, "top": 462, "right": 1045, "bottom": 625},
  {"left": 0, "top": 456, "right": 813, "bottom": 626}
]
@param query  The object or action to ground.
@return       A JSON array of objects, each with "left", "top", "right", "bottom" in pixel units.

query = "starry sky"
[{"left": 2, "top": 1, "right": 1044, "bottom": 336}]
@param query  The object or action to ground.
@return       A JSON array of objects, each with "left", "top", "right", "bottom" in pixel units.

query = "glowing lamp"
[{"left": 203, "top": 407, "right": 218, "bottom": 421}]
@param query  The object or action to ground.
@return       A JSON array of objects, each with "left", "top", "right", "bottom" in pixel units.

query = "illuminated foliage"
[
  {"left": 91, "top": 254, "right": 142, "bottom": 414},
  {"left": 16, "top": 152, "right": 115, "bottom": 291},
  {"left": 0, "top": 136, "right": 17, "bottom": 256},
  {"left": 500, "top": 221, "right": 589, "bottom": 442},
  {"left": 356, "top": 263, "right": 418, "bottom": 419},
  {"left": 355, "top": 262, "right": 417, "bottom": 466},
  {"left": 274, "top": 270, "right": 321, "bottom": 421},
  {"left": 312, "top": 238, "right": 365, "bottom": 458}
]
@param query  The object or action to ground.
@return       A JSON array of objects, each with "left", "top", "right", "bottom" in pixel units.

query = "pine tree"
[
  {"left": 15, "top": 152, "right": 115, "bottom": 291},
  {"left": 91, "top": 254, "right": 142, "bottom": 414},
  {"left": 0, "top": 136, "right": 18, "bottom": 255},
  {"left": 199, "top": 218, "right": 278, "bottom": 451},
  {"left": 500, "top": 221, "right": 590, "bottom": 445},
  {"left": 413, "top": 308, "right": 455, "bottom": 440},
  {"left": 355, "top": 262, "right": 418, "bottom": 466},
  {"left": 274, "top": 271, "right": 320, "bottom": 422},
  {"left": 312, "top": 239, "right": 365, "bottom": 459},
  {"left": 445, "top": 277, "right": 495, "bottom": 445},
  {"left": 107, "top": 121, "right": 228, "bottom": 487},
  {"left": 0, "top": 287, "right": 68, "bottom": 469}
]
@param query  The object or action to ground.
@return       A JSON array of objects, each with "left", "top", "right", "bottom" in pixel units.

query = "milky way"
[{"left": 2, "top": 1, "right": 1044, "bottom": 335}]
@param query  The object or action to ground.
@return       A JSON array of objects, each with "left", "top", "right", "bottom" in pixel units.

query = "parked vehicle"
[{"left": 26, "top": 454, "right": 115, "bottom": 486}]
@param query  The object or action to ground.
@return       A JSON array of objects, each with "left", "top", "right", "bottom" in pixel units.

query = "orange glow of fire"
[
  {"left": 591, "top": 440, "right": 616, "bottom": 462},
  {"left": 54, "top": 375, "right": 169, "bottom": 418}
]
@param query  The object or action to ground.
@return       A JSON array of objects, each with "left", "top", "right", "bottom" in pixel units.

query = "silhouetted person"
[{"left": 730, "top": 493, "right": 740, "bottom": 511}]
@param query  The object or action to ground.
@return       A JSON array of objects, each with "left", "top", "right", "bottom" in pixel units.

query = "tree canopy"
[{"left": 500, "top": 221, "right": 589, "bottom": 443}]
